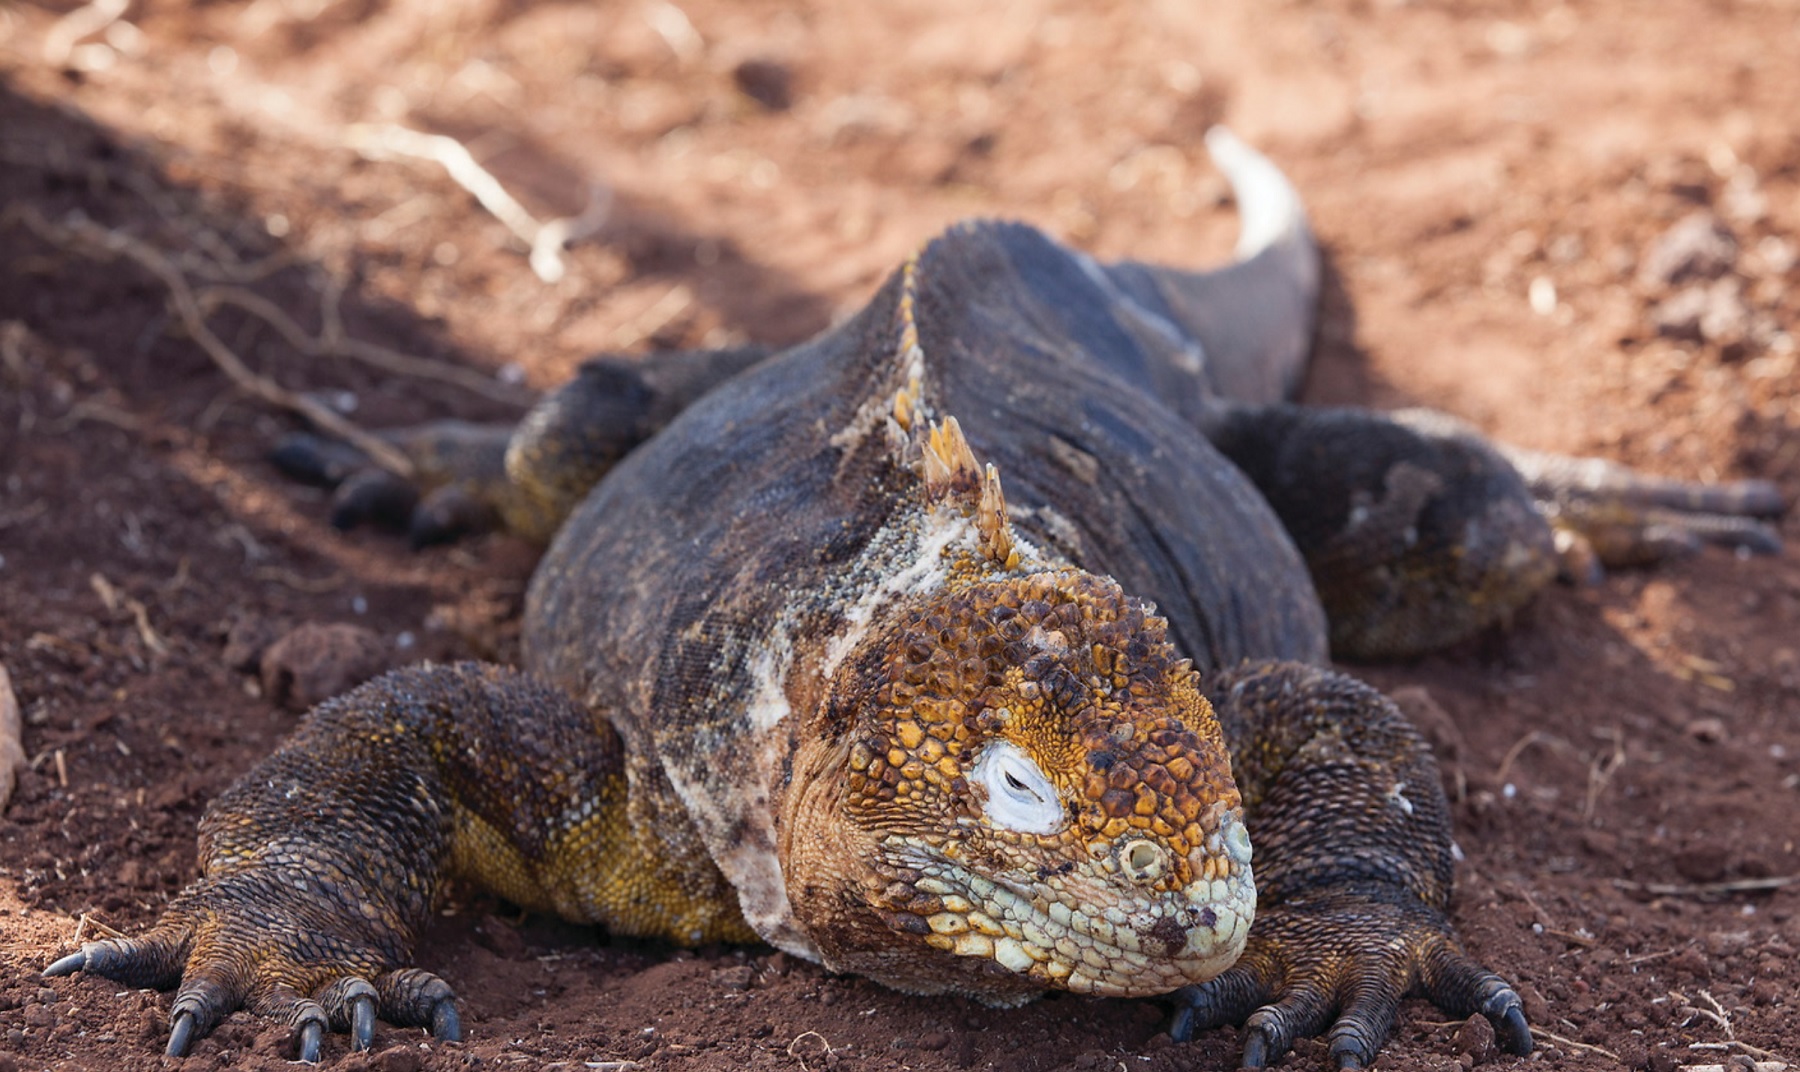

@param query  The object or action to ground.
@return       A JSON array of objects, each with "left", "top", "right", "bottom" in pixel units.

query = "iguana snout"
[{"left": 786, "top": 570, "right": 1255, "bottom": 1003}]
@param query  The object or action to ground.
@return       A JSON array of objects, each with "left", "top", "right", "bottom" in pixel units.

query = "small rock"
[
  {"left": 1652, "top": 279, "right": 1750, "bottom": 347},
  {"left": 1667, "top": 945, "right": 1713, "bottom": 979},
  {"left": 917, "top": 1030, "right": 950, "bottom": 1051},
  {"left": 1685, "top": 716, "right": 1729, "bottom": 742},
  {"left": 221, "top": 615, "right": 279, "bottom": 673},
  {"left": 1647, "top": 1050, "right": 1681, "bottom": 1072},
  {"left": 1639, "top": 210, "right": 1737, "bottom": 289},
  {"left": 711, "top": 964, "right": 755, "bottom": 990},
  {"left": 22, "top": 1004, "right": 55, "bottom": 1028},
  {"left": 260, "top": 623, "right": 392, "bottom": 710},
  {"left": 1517, "top": 982, "right": 1552, "bottom": 1026},
  {"left": 733, "top": 58, "right": 794, "bottom": 111},
  {"left": 1451, "top": 1012, "right": 1496, "bottom": 1063},
  {"left": 375, "top": 1045, "right": 422, "bottom": 1072},
  {"left": 1674, "top": 842, "right": 1731, "bottom": 883}
]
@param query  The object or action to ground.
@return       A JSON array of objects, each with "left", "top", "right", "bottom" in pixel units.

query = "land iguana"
[{"left": 45, "top": 129, "right": 1784, "bottom": 1067}]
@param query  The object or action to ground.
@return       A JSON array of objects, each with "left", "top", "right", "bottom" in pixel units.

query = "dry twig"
[
  {"left": 90, "top": 573, "right": 170, "bottom": 657},
  {"left": 1615, "top": 875, "right": 1800, "bottom": 898},
  {"left": 1529, "top": 1026, "right": 1619, "bottom": 1061},
  {"left": 9, "top": 206, "right": 414, "bottom": 476},
  {"left": 345, "top": 123, "right": 611, "bottom": 284},
  {"left": 42, "top": 0, "right": 128, "bottom": 66},
  {"left": 787, "top": 1030, "right": 837, "bottom": 1072},
  {"left": 0, "top": 665, "right": 24, "bottom": 812},
  {"left": 195, "top": 284, "right": 534, "bottom": 405},
  {"left": 1583, "top": 725, "right": 1626, "bottom": 820}
]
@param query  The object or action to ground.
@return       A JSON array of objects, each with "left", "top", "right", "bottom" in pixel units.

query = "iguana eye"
[{"left": 973, "top": 741, "right": 1064, "bottom": 834}]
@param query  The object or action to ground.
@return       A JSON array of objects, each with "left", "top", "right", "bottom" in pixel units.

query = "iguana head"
[{"left": 784, "top": 568, "right": 1254, "bottom": 1004}]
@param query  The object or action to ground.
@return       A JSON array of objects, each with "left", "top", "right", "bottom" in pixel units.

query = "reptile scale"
[{"left": 46, "top": 129, "right": 1784, "bottom": 1068}]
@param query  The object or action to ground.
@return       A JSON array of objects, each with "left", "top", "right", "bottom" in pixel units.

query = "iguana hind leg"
[
  {"left": 274, "top": 344, "right": 772, "bottom": 545},
  {"left": 1200, "top": 403, "right": 1562, "bottom": 660},
  {"left": 1496, "top": 441, "right": 1785, "bottom": 578},
  {"left": 45, "top": 663, "right": 749, "bottom": 1059}
]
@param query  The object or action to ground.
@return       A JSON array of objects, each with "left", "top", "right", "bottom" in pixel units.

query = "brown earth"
[{"left": 2, "top": 1, "right": 1798, "bottom": 1069}]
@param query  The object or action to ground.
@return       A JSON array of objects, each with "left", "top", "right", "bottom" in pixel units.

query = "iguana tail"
[{"left": 1101, "top": 126, "right": 1321, "bottom": 407}]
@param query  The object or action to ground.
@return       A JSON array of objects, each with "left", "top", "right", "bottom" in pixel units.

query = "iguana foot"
[
  {"left": 1498, "top": 445, "right": 1785, "bottom": 580},
  {"left": 1167, "top": 886, "right": 1530, "bottom": 1068},
  {"left": 273, "top": 346, "right": 774, "bottom": 547},
  {"left": 47, "top": 866, "right": 464, "bottom": 1057},
  {"left": 44, "top": 879, "right": 460, "bottom": 1061},
  {"left": 272, "top": 424, "right": 514, "bottom": 547}
]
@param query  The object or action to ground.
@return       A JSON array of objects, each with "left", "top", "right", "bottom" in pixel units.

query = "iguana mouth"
[{"left": 883, "top": 838, "right": 1256, "bottom": 997}]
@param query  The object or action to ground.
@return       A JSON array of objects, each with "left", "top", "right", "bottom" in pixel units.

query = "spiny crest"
[
  {"left": 919, "top": 415, "right": 1020, "bottom": 571},
  {"left": 890, "top": 254, "right": 926, "bottom": 434}
]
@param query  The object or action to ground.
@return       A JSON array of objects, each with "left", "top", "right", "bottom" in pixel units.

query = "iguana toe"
[
  {"left": 44, "top": 927, "right": 190, "bottom": 991},
  {"left": 331, "top": 466, "right": 421, "bottom": 531},
  {"left": 166, "top": 1008, "right": 198, "bottom": 1058},
  {"left": 377, "top": 967, "right": 462, "bottom": 1041}
]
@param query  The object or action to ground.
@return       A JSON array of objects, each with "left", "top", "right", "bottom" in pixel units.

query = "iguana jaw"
[
  {"left": 783, "top": 569, "right": 1255, "bottom": 1003},
  {"left": 863, "top": 820, "right": 1255, "bottom": 999}
]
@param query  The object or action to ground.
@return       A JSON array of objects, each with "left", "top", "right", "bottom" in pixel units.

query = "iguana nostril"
[{"left": 1121, "top": 839, "right": 1166, "bottom": 883}]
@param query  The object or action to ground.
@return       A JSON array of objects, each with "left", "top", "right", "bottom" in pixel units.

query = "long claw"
[
  {"left": 331, "top": 468, "right": 419, "bottom": 531},
  {"left": 1495, "top": 1004, "right": 1532, "bottom": 1056},
  {"left": 166, "top": 1011, "right": 197, "bottom": 1058},
  {"left": 431, "top": 999, "right": 462, "bottom": 1042},
  {"left": 297, "top": 1020, "right": 323, "bottom": 1064},
  {"left": 352, "top": 994, "right": 377, "bottom": 1051},
  {"left": 270, "top": 432, "right": 373, "bottom": 488},
  {"left": 1241, "top": 1027, "right": 1272, "bottom": 1069},
  {"left": 43, "top": 951, "right": 88, "bottom": 977}
]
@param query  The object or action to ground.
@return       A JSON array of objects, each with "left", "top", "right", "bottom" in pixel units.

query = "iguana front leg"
[
  {"left": 1172, "top": 661, "right": 1531, "bottom": 1068},
  {"left": 44, "top": 663, "right": 748, "bottom": 1060},
  {"left": 275, "top": 344, "right": 772, "bottom": 545}
]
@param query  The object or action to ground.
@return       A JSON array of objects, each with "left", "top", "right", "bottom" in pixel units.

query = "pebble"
[
  {"left": 1639, "top": 210, "right": 1738, "bottom": 288},
  {"left": 376, "top": 1045, "right": 422, "bottom": 1072},
  {"left": 1451, "top": 1012, "right": 1496, "bottom": 1063},
  {"left": 259, "top": 622, "right": 393, "bottom": 710},
  {"left": 733, "top": 58, "right": 794, "bottom": 111},
  {"left": 1652, "top": 279, "right": 1750, "bottom": 345}
]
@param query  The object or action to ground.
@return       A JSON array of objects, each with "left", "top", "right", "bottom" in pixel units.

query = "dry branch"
[
  {"left": 9, "top": 206, "right": 414, "bottom": 476},
  {"left": 194, "top": 285, "right": 534, "bottom": 405},
  {"left": 1529, "top": 1026, "right": 1619, "bottom": 1061},
  {"left": 345, "top": 123, "right": 611, "bottom": 284},
  {"left": 42, "top": 0, "right": 128, "bottom": 66},
  {"left": 1615, "top": 875, "right": 1800, "bottom": 898},
  {"left": 0, "top": 665, "right": 23, "bottom": 812}
]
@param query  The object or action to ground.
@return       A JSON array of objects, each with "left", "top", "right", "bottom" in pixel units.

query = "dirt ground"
[{"left": 2, "top": 0, "right": 1798, "bottom": 1069}]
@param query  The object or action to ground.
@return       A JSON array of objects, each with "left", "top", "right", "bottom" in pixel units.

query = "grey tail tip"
[{"left": 1201, "top": 124, "right": 1313, "bottom": 262}]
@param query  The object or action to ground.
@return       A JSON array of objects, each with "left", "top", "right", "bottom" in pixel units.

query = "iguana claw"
[
  {"left": 296, "top": 1018, "right": 324, "bottom": 1063},
  {"left": 167, "top": 1010, "right": 197, "bottom": 1058},
  {"left": 42, "top": 950, "right": 88, "bottom": 978},
  {"left": 353, "top": 991, "right": 377, "bottom": 1049}
]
